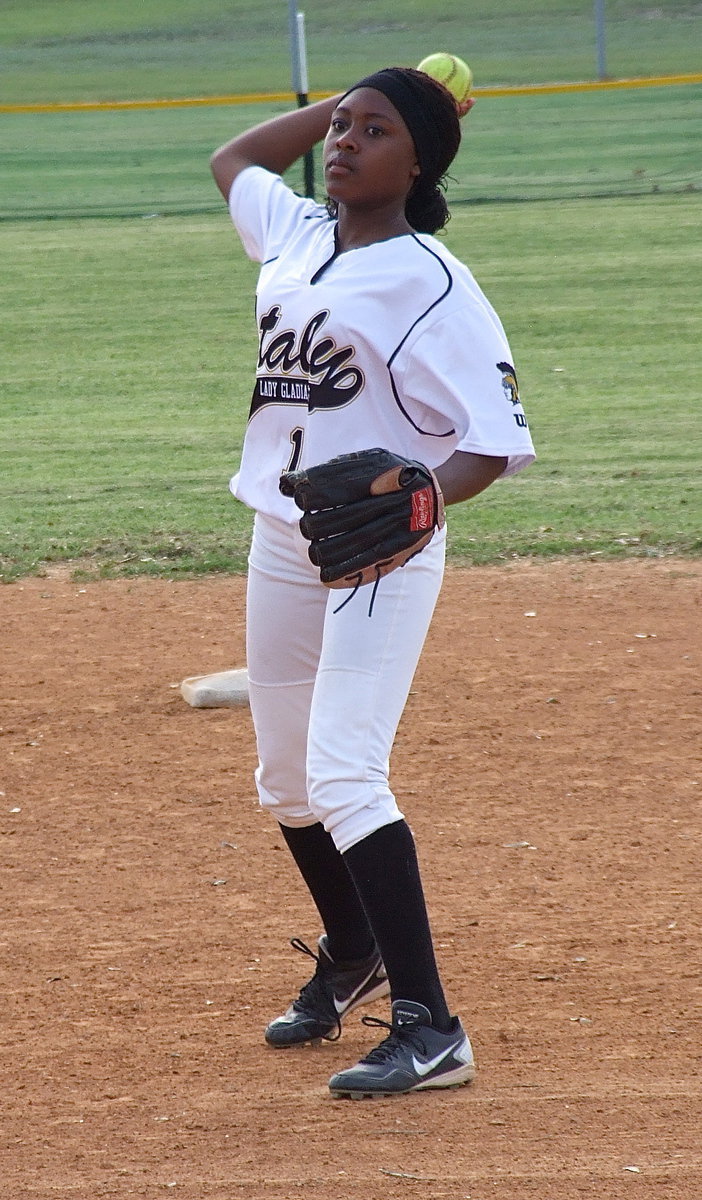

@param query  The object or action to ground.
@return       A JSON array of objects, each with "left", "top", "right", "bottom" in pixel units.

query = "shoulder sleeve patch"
[{"left": 496, "top": 361, "right": 520, "bottom": 406}]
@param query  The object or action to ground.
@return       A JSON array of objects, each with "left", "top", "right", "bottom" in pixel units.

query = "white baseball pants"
[{"left": 245, "top": 511, "right": 446, "bottom": 854}]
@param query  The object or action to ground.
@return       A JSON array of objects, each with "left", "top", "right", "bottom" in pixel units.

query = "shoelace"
[
  {"left": 288, "top": 937, "right": 342, "bottom": 1041},
  {"left": 359, "top": 1014, "right": 428, "bottom": 1064}
]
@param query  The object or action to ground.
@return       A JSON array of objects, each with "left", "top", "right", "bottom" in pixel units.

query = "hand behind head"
[{"left": 457, "top": 96, "right": 476, "bottom": 119}]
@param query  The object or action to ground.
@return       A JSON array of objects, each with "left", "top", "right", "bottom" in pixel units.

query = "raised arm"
[{"left": 210, "top": 94, "right": 342, "bottom": 200}]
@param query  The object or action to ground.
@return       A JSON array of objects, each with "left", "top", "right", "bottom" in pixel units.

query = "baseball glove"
[{"left": 279, "top": 447, "right": 445, "bottom": 588}]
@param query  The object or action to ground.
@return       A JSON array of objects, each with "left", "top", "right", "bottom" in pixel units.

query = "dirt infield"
[{"left": 3, "top": 560, "right": 701, "bottom": 1199}]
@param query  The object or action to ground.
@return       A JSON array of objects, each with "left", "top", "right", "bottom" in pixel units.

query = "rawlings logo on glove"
[{"left": 279, "top": 447, "right": 445, "bottom": 589}]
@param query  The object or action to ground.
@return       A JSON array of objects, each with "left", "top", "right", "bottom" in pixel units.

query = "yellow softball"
[{"left": 416, "top": 52, "right": 473, "bottom": 104}]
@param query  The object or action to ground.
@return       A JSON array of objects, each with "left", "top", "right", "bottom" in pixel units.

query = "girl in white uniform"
[{"left": 211, "top": 67, "right": 535, "bottom": 1098}]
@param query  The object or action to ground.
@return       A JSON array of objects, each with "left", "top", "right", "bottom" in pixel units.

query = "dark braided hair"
[
  {"left": 326, "top": 66, "right": 462, "bottom": 235},
  {"left": 401, "top": 68, "right": 461, "bottom": 234}
]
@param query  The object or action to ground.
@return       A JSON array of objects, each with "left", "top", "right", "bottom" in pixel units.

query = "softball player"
[{"left": 211, "top": 67, "right": 535, "bottom": 1098}]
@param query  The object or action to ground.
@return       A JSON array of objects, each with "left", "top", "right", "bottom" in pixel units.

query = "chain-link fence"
[
  {"left": 1, "top": 2, "right": 700, "bottom": 219},
  {"left": 2, "top": 1, "right": 701, "bottom": 103}
]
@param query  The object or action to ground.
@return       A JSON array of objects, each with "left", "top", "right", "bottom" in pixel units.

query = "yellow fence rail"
[{"left": 2, "top": 73, "right": 701, "bottom": 115}]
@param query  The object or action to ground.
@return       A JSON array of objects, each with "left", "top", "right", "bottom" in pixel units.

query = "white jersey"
[{"left": 228, "top": 166, "right": 535, "bottom": 523}]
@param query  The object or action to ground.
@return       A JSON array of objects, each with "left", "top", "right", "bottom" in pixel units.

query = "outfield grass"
[
  {"left": 1, "top": 0, "right": 701, "bottom": 104},
  {"left": 2, "top": 85, "right": 701, "bottom": 222},
  {"left": 1, "top": 10, "right": 700, "bottom": 581},
  {"left": 2, "top": 184, "right": 700, "bottom": 581}
]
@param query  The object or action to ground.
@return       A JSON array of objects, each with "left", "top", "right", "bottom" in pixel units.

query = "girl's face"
[{"left": 323, "top": 88, "right": 420, "bottom": 213}]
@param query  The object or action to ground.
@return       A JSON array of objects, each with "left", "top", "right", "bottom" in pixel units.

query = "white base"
[{"left": 180, "top": 668, "right": 250, "bottom": 708}]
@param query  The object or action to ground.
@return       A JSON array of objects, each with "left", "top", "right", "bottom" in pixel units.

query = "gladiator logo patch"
[
  {"left": 497, "top": 361, "right": 520, "bottom": 405},
  {"left": 497, "top": 361, "right": 529, "bottom": 429},
  {"left": 250, "top": 306, "right": 364, "bottom": 418}
]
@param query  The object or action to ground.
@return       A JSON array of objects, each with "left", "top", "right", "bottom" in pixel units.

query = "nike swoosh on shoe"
[
  {"left": 411, "top": 1044, "right": 458, "bottom": 1078},
  {"left": 333, "top": 967, "right": 379, "bottom": 1014}
]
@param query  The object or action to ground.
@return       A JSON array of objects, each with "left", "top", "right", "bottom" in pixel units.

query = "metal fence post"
[{"left": 595, "top": 0, "right": 608, "bottom": 80}]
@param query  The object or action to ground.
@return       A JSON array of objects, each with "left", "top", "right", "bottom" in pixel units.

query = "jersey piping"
[
  {"left": 386, "top": 235, "right": 455, "bottom": 438},
  {"left": 310, "top": 227, "right": 341, "bottom": 286}
]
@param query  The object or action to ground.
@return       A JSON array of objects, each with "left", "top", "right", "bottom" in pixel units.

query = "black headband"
[{"left": 341, "top": 68, "right": 443, "bottom": 183}]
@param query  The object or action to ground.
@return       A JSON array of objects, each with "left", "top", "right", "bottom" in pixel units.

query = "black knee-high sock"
[
  {"left": 343, "top": 819, "right": 452, "bottom": 1032},
  {"left": 279, "top": 822, "right": 375, "bottom": 963}
]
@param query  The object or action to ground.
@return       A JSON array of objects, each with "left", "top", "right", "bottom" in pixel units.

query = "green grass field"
[
  {"left": 2, "top": 184, "right": 700, "bottom": 580},
  {"left": 2, "top": 0, "right": 701, "bottom": 103},
  {"left": 1, "top": 4, "right": 701, "bottom": 580},
  {"left": 3, "top": 84, "right": 701, "bottom": 221}
]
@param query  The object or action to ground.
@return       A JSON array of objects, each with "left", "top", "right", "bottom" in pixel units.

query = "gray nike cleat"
[
  {"left": 264, "top": 936, "right": 389, "bottom": 1048},
  {"left": 328, "top": 999, "right": 476, "bottom": 1097}
]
